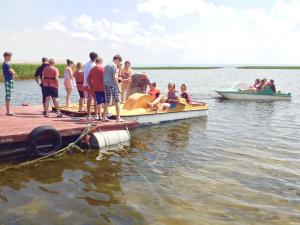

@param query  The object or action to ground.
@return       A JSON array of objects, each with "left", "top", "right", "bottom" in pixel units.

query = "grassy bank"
[
  {"left": 0, "top": 64, "right": 222, "bottom": 81},
  {"left": 0, "top": 64, "right": 66, "bottom": 82},
  {"left": 237, "top": 66, "right": 300, "bottom": 70}
]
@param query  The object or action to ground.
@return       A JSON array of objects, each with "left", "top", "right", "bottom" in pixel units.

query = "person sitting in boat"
[
  {"left": 148, "top": 83, "right": 179, "bottom": 111},
  {"left": 159, "top": 83, "right": 179, "bottom": 111},
  {"left": 268, "top": 79, "right": 276, "bottom": 93},
  {"left": 257, "top": 78, "right": 267, "bottom": 92},
  {"left": 147, "top": 82, "right": 160, "bottom": 99},
  {"left": 249, "top": 79, "right": 260, "bottom": 90},
  {"left": 180, "top": 84, "right": 192, "bottom": 104}
]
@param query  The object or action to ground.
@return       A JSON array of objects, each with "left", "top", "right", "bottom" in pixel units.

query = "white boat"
[
  {"left": 109, "top": 93, "right": 208, "bottom": 125},
  {"left": 216, "top": 82, "right": 292, "bottom": 101}
]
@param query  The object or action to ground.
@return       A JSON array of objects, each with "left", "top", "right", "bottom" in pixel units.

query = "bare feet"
[
  {"left": 116, "top": 118, "right": 125, "bottom": 122},
  {"left": 6, "top": 112, "right": 16, "bottom": 116}
]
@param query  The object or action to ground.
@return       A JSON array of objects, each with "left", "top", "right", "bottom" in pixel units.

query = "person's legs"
[
  {"left": 5, "top": 80, "right": 15, "bottom": 115},
  {"left": 65, "top": 88, "right": 72, "bottom": 109},
  {"left": 44, "top": 96, "right": 50, "bottom": 117},
  {"left": 121, "top": 82, "right": 126, "bottom": 103},
  {"left": 125, "top": 82, "right": 131, "bottom": 99},
  {"left": 112, "top": 86, "right": 124, "bottom": 122},
  {"left": 157, "top": 103, "right": 170, "bottom": 112},
  {"left": 41, "top": 84, "right": 46, "bottom": 114}
]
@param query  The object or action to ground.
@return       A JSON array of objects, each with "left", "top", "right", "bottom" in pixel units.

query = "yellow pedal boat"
[{"left": 108, "top": 93, "right": 208, "bottom": 125}]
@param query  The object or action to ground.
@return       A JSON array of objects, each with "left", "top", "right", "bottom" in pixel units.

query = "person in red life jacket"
[
  {"left": 180, "top": 84, "right": 192, "bottom": 104},
  {"left": 74, "top": 62, "right": 85, "bottom": 112},
  {"left": 268, "top": 79, "right": 276, "bottom": 93},
  {"left": 249, "top": 78, "right": 261, "bottom": 91},
  {"left": 147, "top": 82, "right": 160, "bottom": 100},
  {"left": 88, "top": 57, "right": 106, "bottom": 121},
  {"left": 42, "top": 59, "right": 62, "bottom": 118},
  {"left": 257, "top": 78, "right": 267, "bottom": 92}
]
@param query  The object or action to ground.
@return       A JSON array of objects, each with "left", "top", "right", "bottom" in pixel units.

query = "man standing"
[
  {"left": 103, "top": 54, "right": 124, "bottom": 122},
  {"left": 42, "top": 59, "right": 62, "bottom": 118},
  {"left": 2, "top": 52, "right": 16, "bottom": 116},
  {"left": 35, "top": 57, "right": 49, "bottom": 114},
  {"left": 83, "top": 52, "right": 98, "bottom": 119}
]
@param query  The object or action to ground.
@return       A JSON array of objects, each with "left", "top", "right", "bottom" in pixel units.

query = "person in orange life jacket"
[
  {"left": 74, "top": 62, "right": 85, "bottom": 112},
  {"left": 180, "top": 84, "right": 192, "bottom": 104},
  {"left": 147, "top": 82, "right": 160, "bottom": 100},
  {"left": 87, "top": 57, "right": 106, "bottom": 121},
  {"left": 42, "top": 59, "right": 62, "bottom": 118}
]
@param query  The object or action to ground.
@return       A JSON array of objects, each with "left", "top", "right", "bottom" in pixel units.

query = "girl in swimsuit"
[
  {"left": 121, "top": 61, "right": 133, "bottom": 103},
  {"left": 64, "top": 59, "right": 75, "bottom": 109}
]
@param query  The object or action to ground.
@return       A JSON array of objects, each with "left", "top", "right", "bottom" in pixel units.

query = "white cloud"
[
  {"left": 113, "top": 8, "right": 120, "bottom": 13},
  {"left": 137, "top": 0, "right": 234, "bottom": 18},
  {"left": 3, "top": 0, "right": 300, "bottom": 65},
  {"left": 70, "top": 32, "right": 98, "bottom": 41},
  {"left": 44, "top": 21, "right": 67, "bottom": 32}
]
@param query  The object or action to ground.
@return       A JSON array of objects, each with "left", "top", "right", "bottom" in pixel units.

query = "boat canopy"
[{"left": 231, "top": 82, "right": 249, "bottom": 90}]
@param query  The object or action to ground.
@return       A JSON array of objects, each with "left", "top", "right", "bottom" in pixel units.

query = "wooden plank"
[{"left": 0, "top": 105, "right": 138, "bottom": 144}]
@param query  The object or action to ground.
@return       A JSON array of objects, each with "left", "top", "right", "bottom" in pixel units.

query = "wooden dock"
[{"left": 0, "top": 105, "right": 139, "bottom": 144}]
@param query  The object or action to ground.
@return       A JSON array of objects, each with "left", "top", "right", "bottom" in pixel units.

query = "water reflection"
[{"left": 0, "top": 151, "right": 147, "bottom": 225}]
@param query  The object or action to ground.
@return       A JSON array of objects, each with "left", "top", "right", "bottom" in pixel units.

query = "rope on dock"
[{"left": 0, "top": 124, "right": 93, "bottom": 173}]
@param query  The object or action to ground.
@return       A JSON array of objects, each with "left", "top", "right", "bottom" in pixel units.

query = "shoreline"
[{"left": 1, "top": 64, "right": 300, "bottom": 81}]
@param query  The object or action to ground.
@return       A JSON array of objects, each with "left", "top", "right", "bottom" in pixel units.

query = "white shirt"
[{"left": 83, "top": 61, "right": 96, "bottom": 87}]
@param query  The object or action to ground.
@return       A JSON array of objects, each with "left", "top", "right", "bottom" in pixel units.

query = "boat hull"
[
  {"left": 122, "top": 109, "right": 208, "bottom": 125},
  {"left": 216, "top": 91, "right": 291, "bottom": 101}
]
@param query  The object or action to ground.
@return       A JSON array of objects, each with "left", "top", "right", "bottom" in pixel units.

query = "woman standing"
[
  {"left": 64, "top": 59, "right": 75, "bottom": 109},
  {"left": 121, "top": 61, "right": 133, "bottom": 103},
  {"left": 74, "top": 62, "right": 85, "bottom": 112}
]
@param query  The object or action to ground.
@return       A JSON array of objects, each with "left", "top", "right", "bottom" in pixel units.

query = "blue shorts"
[
  {"left": 170, "top": 103, "right": 177, "bottom": 109},
  {"left": 95, "top": 91, "right": 106, "bottom": 105}
]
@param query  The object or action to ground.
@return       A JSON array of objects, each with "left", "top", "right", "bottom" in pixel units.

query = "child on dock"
[
  {"left": 2, "top": 52, "right": 16, "bottom": 116},
  {"left": 64, "top": 59, "right": 75, "bottom": 110},
  {"left": 88, "top": 57, "right": 106, "bottom": 121},
  {"left": 42, "top": 59, "right": 62, "bottom": 118},
  {"left": 74, "top": 62, "right": 85, "bottom": 112}
]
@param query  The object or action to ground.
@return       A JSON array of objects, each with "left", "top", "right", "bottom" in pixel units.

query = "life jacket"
[
  {"left": 167, "top": 91, "right": 178, "bottom": 103},
  {"left": 43, "top": 66, "right": 58, "bottom": 88},
  {"left": 75, "top": 71, "right": 84, "bottom": 91},
  {"left": 148, "top": 88, "right": 160, "bottom": 99}
]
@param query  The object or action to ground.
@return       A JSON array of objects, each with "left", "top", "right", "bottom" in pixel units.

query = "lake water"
[{"left": 0, "top": 68, "right": 300, "bottom": 225}]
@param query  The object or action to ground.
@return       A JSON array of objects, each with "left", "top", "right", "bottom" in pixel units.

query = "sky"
[{"left": 0, "top": 0, "right": 300, "bottom": 65}]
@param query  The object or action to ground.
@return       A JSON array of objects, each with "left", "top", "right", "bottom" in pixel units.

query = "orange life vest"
[
  {"left": 148, "top": 88, "right": 160, "bottom": 99},
  {"left": 42, "top": 66, "right": 59, "bottom": 88},
  {"left": 74, "top": 71, "right": 84, "bottom": 91}
]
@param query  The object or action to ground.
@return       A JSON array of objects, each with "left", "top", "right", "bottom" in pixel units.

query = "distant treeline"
[
  {"left": 237, "top": 66, "right": 300, "bottom": 70},
  {"left": 0, "top": 64, "right": 222, "bottom": 81}
]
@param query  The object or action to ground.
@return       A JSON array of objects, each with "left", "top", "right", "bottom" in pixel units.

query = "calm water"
[{"left": 0, "top": 68, "right": 300, "bottom": 225}]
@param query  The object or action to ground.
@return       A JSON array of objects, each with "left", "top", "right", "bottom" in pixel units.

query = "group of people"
[
  {"left": 147, "top": 82, "right": 192, "bottom": 112},
  {"left": 250, "top": 78, "right": 276, "bottom": 93},
  {"left": 1, "top": 51, "right": 193, "bottom": 119},
  {"left": 34, "top": 53, "right": 128, "bottom": 121}
]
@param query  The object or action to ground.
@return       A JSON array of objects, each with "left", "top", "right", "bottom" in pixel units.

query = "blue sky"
[{"left": 1, "top": 0, "right": 299, "bottom": 65}]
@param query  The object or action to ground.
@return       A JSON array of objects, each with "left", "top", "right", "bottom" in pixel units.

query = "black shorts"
[
  {"left": 78, "top": 90, "right": 84, "bottom": 98},
  {"left": 95, "top": 91, "right": 106, "bottom": 104},
  {"left": 44, "top": 86, "right": 58, "bottom": 98}
]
